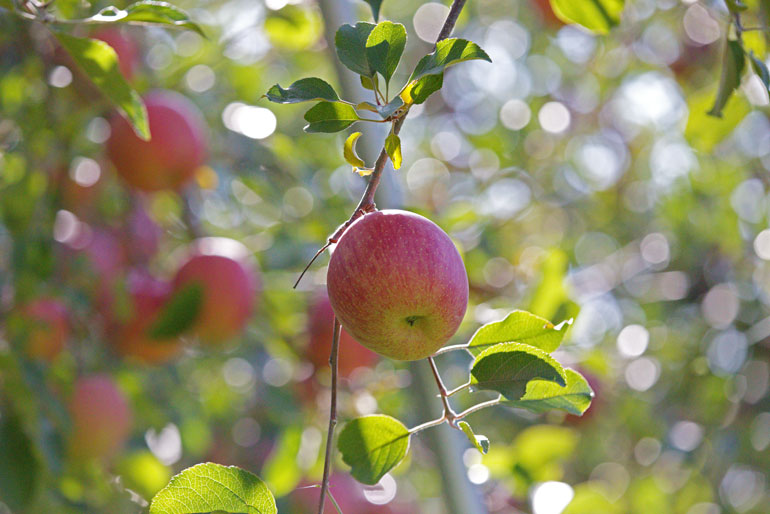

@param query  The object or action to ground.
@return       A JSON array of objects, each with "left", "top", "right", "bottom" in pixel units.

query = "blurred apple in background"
[
  {"left": 68, "top": 374, "right": 133, "bottom": 462},
  {"left": 106, "top": 90, "right": 208, "bottom": 192},
  {"left": 290, "top": 473, "right": 412, "bottom": 513},
  {"left": 327, "top": 210, "right": 468, "bottom": 361},
  {"left": 123, "top": 199, "right": 161, "bottom": 263},
  {"left": 109, "top": 270, "right": 183, "bottom": 365},
  {"left": 15, "top": 297, "right": 69, "bottom": 361},
  {"left": 306, "top": 290, "right": 379, "bottom": 378},
  {"left": 172, "top": 237, "right": 260, "bottom": 345}
]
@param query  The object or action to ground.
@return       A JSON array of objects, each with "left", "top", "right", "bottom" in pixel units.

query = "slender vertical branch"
[
  {"left": 428, "top": 356, "right": 457, "bottom": 424},
  {"left": 317, "top": 318, "right": 341, "bottom": 514},
  {"left": 436, "top": 0, "right": 467, "bottom": 43}
]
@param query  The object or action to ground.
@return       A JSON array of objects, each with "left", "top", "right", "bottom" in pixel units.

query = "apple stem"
[
  {"left": 292, "top": 0, "right": 467, "bottom": 289},
  {"left": 317, "top": 317, "right": 341, "bottom": 514}
]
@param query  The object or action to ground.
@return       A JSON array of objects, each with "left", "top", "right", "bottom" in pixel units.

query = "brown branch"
[
  {"left": 317, "top": 317, "right": 341, "bottom": 514},
  {"left": 315, "top": 2, "right": 469, "bottom": 510}
]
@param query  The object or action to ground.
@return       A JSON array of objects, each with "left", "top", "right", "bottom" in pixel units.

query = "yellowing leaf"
[
  {"left": 385, "top": 132, "right": 402, "bottom": 170},
  {"left": 344, "top": 132, "right": 366, "bottom": 169}
]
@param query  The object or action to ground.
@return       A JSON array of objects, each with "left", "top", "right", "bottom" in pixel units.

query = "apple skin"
[
  {"left": 172, "top": 238, "right": 260, "bottom": 345},
  {"left": 68, "top": 374, "right": 133, "bottom": 461},
  {"left": 307, "top": 290, "right": 379, "bottom": 377},
  {"left": 110, "top": 270, "right": 184, "bottom": 365},
  {"left": 327, "top": 210, "right": 468, "bottom": 361},
  {"left": 91, "top": 27, "right": 139, "bottom": 81},
  {"left": 106, "top": 90, "right": 208, "bottom": 192},
  {"left": 18, "top": 298, "right": 69, "bottom": 361},
  {"left": 532, "top": 0, "right": 565, "bottom": 27}
]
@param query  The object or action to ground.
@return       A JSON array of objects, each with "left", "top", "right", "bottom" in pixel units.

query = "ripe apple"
[
  {"left": 106, "top": 90, "right": 208, "bottom": 191},
  {"left": 172, "top": 237, "right": 260, "bottom": 345},
  {"left": 326, "top": 210, "right": 468, "bottom": 361},
  {"left": 91, "top": 27, "right": 139, "bottom": 81},
  {"left": 16, "top": 297, "right": 69, "bottom": 361},
  {"left": 532, "top": 0, "right": 565, "bottom": 27},
  {"left": 306, "top": 290, "right": 379, "bottom": 377},
  {"left": 110, "top": 270, "right": 184, "bottom": 365},
  {"left": 68, "top": 374, "right": 133, "bottom": 461}
]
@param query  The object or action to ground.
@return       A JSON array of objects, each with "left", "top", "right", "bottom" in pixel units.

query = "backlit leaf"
[
  {"left": 365, "top": 21, "right": 407, "bottom": 84},
  {"left": 149, "top": 462, "right": 276, "bottom": 514},
  {"left": 506, "top": 368, "right": 594, "bottom": 416},
  {"left": 55, "top": 32, "right": 149, "bottom": 140},
  {"left": 344, "top": 132, "right": 367, "bottom": 169},
  {"left": 303, "top": 101, "right": 361, "bottom": 133},
  {"left": 338, "top": 415, "right": 410, "bottom": 485},
  {"left": 385, "top": 132, "right": 402, "bottom": 169},
  {"left": 708, "top": 39, "right": 745, "bottom": 118},
  {"left": 409, "top": 38, "right": 491, "bottom": 82},
  {"left": 87, "top": 1, "right": 205, "bottom": 37},
  {"left": 467, "top": 310, "right": 570, "bottom": 356},
  {"left": 550, "top": 0, "right": 624, "bottom": 35},
  {"left": 458, "top": 421, "right": 490, "bottom": 454},
  {"left": 470, "top": 342, "right": 567, "bottom": 400}
]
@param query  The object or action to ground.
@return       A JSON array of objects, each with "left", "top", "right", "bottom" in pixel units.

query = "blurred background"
[{"left": 1, "top": 0, "right": 770, "bottom": 512}]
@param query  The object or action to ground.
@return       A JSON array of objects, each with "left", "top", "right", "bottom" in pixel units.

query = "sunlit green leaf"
[
  {"left": 470, "top": 342, "right": 567, "bottom": 400},
  {"left": 303, "top": 101, "right": 361, "bottom": 133},
  {"left": 262, "top": 426, "right": 302, "bottom": 498},
  {"left": 265, "top": 77, "right": 340, "bottom": 104},
  {"left": 409, "top": 38, "right": 491, "bottom": 82},
  {"left": 88, "top": 1, "right": 205, "bottom": 37},
  {"left": 55, "top": 32, "right": 149, "bottom": 140},
  {"left": 149, "top": 462, "right": 276, "bottom": 514},
  {"left": 749, "top": 51, "right": 770, "bottom": 92},
  {"left": 458, "top": 421, "right": 490, "bottom": 454},
  {"left": 385, "top": 132, "right": 402, "bottom": 169},
  {"left": 335, "top": 22, "right": 376, "bottom": 76},
  {"left": 506, "top": 368, "right": 594, "bottom": 415},
  {"left": 467, "top": 310, "right": 570, "bottom": 356},
  {"left": 365, "top": 21, "right": 406, "bottom": 84},
  {"left": 147, "top": 282, "right": 202, "bottom": 339},
  {"left": 550, "top": 0, "right": 624, "bottom": 34},
  {"left": 338, "top": 415, "right": 410, "bottom": 485},
  {"left": 708, "top": 40, "right": 745, "bottom": 118},
  {"left": 401, "top": 73, "right": 443, "bottom": 104},
  {"left": 685, "top": 86, "right": 749, "bottom": 153}
]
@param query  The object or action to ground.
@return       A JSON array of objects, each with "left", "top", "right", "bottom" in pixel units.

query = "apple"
[
  {"left": 68, "top": 374, "right": 133, "bottom": 461},
  {"left": 291, "top": 474, "right": 404, "bottom": 513},
  {"left": 326, "top": 210, "right": 468, "bottom": 361},
  {"left": 16, "top": 297, "right": 69, "bottom": 361},
  {"left": 91, "top": 27, "right": 139, "bottom": 81},
  {"left": 110, "top": 270, "right": 184, "bottom": 365},
  {"left": 307, "top": 290, "right": 379, "bottom": 377},
  {"left": 532, "top": 0, "right": 565, "bottom": 27},
  {"left": 172, "top": 237, "right": 260, "bottom": 345},
  {"left": 106, "top": 90, "right": 208, "bottom": 192}
]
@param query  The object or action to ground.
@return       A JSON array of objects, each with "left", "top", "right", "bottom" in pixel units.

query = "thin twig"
[
  {"left": 409, "top": 415, "right": 448, "bottom": 434},
  {"left": 446, "top": 381, "right": 471, "bottom": 397},
  {"left": 432, "top": 343, "right": 470, "bottom": 356},
  {"left": 317, "top": 318, "right": 341, "bottom": 514},
  {"left": 428, "top": 356, "right": 457, "bottom": 425},
  {"left": 455, "top": 396, "right": 503, "bottom": 420}
]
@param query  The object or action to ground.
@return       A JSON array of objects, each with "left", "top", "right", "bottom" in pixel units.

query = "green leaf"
[
  {"left": 359, "top": 97, "right": 405, "bottom": 119},
  {"left": 708, "top": 40, "right": 746, "bottom": 118},
  {"left": 365, "top": 21, "right": 407, "bottom": 84},
  {"left": 457, "top": 421, "right": 490, "bottom": 454},
  {"left": 335, "top": 22, "right": 376, "bottom": 77},
  {"left": 360, "top": 75, "right": 376, "bottom": 90},
  {"left": 549, "top": 0, "right": 624, "bottom": 35},
  {"left": 262, "top": 426, "right": 303, "bottom": 498},
  {"left": 409, "top": 38, "right": 491, "bottom": 83},
  {"left": 338, "top": 415, "right": 410, "bottom": 485},
  {"left": 303, "top": 101, "right": 361, "bottom": 133},
  {"left": 149, "top": 462, "right": 277, "bottom": 514},
  {"left": 725, "top": 0, "right": 748, "bottom": 13},
  {"left": 0, "top": 412, "right": 40, "bottom": 512},
  {"left": 89, "top": 1, "right": 205, "bottom": 37},
  {"left": 401, "top": 74, "right": 443, "bottom": 105},
  {"left": 385, "top": 132, "right": 402, "bottom": 170},
  {"left": 363, "top": 0, "right": 383, "bottom": 21},
  {"left": 265, "top": 77, "right": 340, "bottom": 104},
  {"left": 467, "top": 310, "right": 570, "bottom": 356},
  {"left": 470, "top": 342, "right": 567, "bottom": 400},
  {"left": 55, "top": 32, "right": 149, "bottom": 140},
  {"left": 344, "top": 132, "right": 367, "bottom": 169},
  {"left": 507, "top": 368, "right": 594, "bottom": 416},
  {"left": 685, "top": 86, "right": 750, "bottom": 153},
  {"left": 147, "top": 283, "right": 202, "bottom": 339},
  {"left": 749, "top": 52, "right": 770, "bottom": 92}
]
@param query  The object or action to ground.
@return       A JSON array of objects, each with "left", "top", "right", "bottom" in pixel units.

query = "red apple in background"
[
  {"left": 68, "top": 374, "right": 133, "bottom": 461},
  {"left": 172, "top": 237, "right": 260, "bottom": 345},
  {"left": 291, "top": 473, "right": 411, "bottom": 513},
  {"left": 307, "top": 290, "right": 379, "bottom": 377},
  {"left": 92, "top": 27, "right": 139, "bottom": 81},
  {"left": 16, "top": 298, "right": 69, "bottom": 361},
  {"left": 532, "top": 0, "right": 565, "bottom": 27},
  {"left": 106, "top": 90, "right": 208, "bottom": 192},
  {"left": 123, "top": 200, "right": 161, "bottom": 263},
  {"left": 110, "top": 270, "right": 183, "bottom": 365},
  {"left": 327, "top": 210, "right": 468, "bottom": 361}
]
